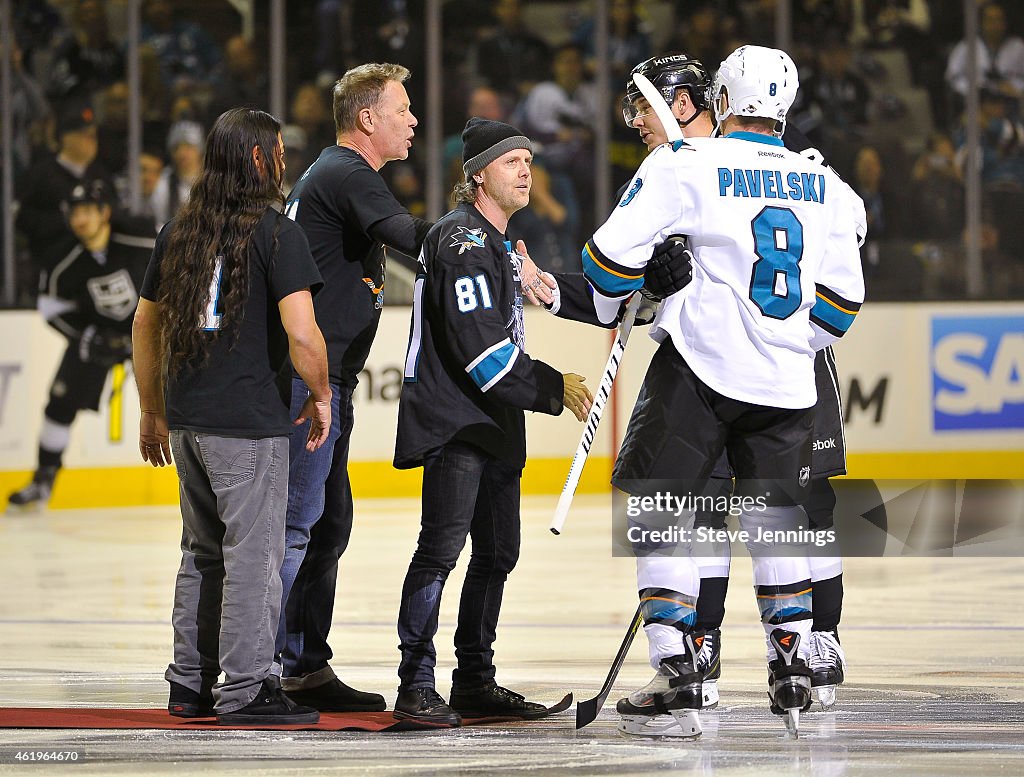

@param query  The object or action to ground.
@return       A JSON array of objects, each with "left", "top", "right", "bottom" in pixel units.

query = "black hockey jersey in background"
[
  {"left": 38, "top": 215, "right": 155, "bottom": 342},
  {"left": 395, "top": 203, "right": 564, "bottom": 471}
]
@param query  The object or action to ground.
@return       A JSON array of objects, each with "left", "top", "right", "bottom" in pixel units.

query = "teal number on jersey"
[{"left": 749, "top": 206, "right": 803, "bottom": 320}]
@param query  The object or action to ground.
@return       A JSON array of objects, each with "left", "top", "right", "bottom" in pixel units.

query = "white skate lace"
[
  {"left": 695, "top": 632, "right": 717, "bottom": 673},
  {"left": 808, "top": 631, "right": 846, "bottom": 671}
]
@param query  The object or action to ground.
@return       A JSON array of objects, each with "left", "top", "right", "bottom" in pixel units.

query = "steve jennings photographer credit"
[{"left": 612, "top": 480, "right": 1024, "bottom": 558}]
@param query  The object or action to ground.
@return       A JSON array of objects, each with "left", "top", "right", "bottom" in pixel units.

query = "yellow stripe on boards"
[{"left": 1, "top": 452, "right": 1019, "bottom": 509}]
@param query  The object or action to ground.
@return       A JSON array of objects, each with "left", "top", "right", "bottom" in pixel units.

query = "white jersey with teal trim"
[{"left": 584, "top": 132, "right": 864, "bottom": 409}]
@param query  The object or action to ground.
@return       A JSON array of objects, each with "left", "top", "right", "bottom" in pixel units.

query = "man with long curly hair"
[{"left": 132, "top": 108, "right": 332, "bottom": 725}]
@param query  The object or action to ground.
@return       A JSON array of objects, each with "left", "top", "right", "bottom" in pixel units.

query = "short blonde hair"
[{"left": 332, "top": 63, "right": 411, "bottom": 133}]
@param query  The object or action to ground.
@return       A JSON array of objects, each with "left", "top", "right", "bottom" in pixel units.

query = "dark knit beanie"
[{"left": 462, "top": 117, "right": 533, "bottom": 178}]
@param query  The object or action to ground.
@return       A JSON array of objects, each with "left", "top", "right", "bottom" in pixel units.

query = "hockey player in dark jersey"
[
  {"left": 7, "top": 179, "right": 155, "bottom": 511},
  {"left": 391, "top": 118, "right": 593, "bottom": 727}
]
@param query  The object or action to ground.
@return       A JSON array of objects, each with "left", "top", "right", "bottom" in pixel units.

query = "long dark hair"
[{"left": 157, "top": 108, "right": 284, "bottom": 374}]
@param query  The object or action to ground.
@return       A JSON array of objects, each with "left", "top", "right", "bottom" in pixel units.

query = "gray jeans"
[{"left": 164, "top": 431, "right": 288, "bottom": 713}]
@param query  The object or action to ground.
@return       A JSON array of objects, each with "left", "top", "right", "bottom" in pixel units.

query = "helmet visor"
[{"left": 621, "top": 94, "right": 654, "bottom": 127}]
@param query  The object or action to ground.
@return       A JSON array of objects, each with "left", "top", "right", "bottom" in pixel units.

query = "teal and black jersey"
[{"left": 395, "top": 203, "right": 564, "bottom": 470}]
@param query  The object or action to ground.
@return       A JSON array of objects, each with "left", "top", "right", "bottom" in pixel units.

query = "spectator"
[
  {"left": 852, "top": 145, "right": 888, "bottom": 273},
  {"left": 140, "top": 0, "right": 220, "bottom": 94},
  {"left": 946, "top": 2, "right": 1024, "bottom": 116},
  {"left": 668, "top": 0, "right": 730, "bottom": 70},
  {"left": 290, "top": 82, "right": 336, "bottom": 173},
  {"left": 474, "top": 0, "right": 550, "bottom": 104},
  {"left": 96, "top": 80, "right": 129, "bottom": 177},
  {"left": 953, "top": 88, "right": 1024, "bottom": 188},
  {"left": 208, "top": 35, "right": 269, "bottom": 118},
  {"left": 47, "top": 0, "right": 124, "bottom": 99},
  {"left": 792, "top": 32, "right": 872, "bottom": 175},
  {"left": 280, "top": 124, "right": 309, "bottom": 192},
  {"left": 151, "top": 120, "right": 204, "bottom": 229},
  {"left": 16, "top": 98, "right": 115, "bottom": 273},
  {"left": 516, "top": 43, "right": 597, "bottom": 248},
  {"left": 1, "top": 34, "right": 50, "bottom": 183},
  {"left": 443, "top": 86, "right": 506, "bottom": 181},
  {"left": 910, "top": 132, "right": 964, "bottom": 242},
  {"left": 572, "top": 0, "right": 651, "bottom": 83},
  {"left": 13, "top": 0, "right": 66, "bottom": 76}
]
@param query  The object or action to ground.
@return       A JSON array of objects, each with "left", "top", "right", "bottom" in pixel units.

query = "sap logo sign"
[{"left": 932, "top": 316, "right": 1024, "bottom": 430}]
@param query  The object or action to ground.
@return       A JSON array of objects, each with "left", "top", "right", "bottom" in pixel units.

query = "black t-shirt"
[
  {"left": 140, "top": 207, "right": 323, "bottom": 438},
  {"left": 286, "top": 146, "right": 408, "bottom": 387}
]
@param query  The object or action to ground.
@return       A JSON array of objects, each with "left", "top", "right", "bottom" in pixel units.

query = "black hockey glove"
[
  {"left": 78, "top": 325, "right": 132, "bottom": 367},
  {"left": 642, "top": 235, "right": 693, "bottom": 301}
]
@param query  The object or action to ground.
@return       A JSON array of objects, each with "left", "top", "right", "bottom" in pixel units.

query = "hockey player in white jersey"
[{"left": 585, "top": 46, "right": 864, "bottom": 737}]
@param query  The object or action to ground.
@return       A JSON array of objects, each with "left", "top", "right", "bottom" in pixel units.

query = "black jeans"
[{"left": 397, "top": 441, "right": 521, "bottom": 691}]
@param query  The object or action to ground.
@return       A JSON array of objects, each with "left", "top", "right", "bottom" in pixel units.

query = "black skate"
[
  {"left": 616, "top": 632, "right": 703, "bottom": 738},
  {"left": 767, "top": 628, "right": 812, "bottom": 738},
  {"left": 808, "top": 629, "right": 846, "bottom": 710},
  {"left": 695, "top": 627, "right": 721, "bottom": 708},
  {"left": 7, "top": 467, "right": 57, "bottom": 514}
]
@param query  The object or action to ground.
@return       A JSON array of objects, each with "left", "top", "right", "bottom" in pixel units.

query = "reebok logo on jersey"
[
  {"left": 619, "top": 177, "right": 642, "bottom": 207},
  {"left": 813, "top": 438, "right": 836, "bottom": 450},
  {"left": 449, "top": 226, "right": 487, "bottom": 254}
]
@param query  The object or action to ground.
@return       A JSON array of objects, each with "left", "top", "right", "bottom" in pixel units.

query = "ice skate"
[
  {"left": 808, "top": 629, "right": 846, "bottom": 710},
  {"left": 767, "top": 628, "right": 812, "bottom": 738},
  {"left": 616, "top": 632, "right": 702, "bottom": 738},
  {"left": 6, "top": 468, "right": 56, "bottom": 514},
  {"left": 694, "top": 627, "right": 721, "bottom": 708}
]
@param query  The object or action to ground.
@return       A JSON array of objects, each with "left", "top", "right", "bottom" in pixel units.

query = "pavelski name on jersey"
[{"left": 717, "top": 168, "right": 827, "bottom": 202}]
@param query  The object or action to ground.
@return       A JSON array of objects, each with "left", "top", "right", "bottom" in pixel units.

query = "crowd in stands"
[{"left": 4, "top": 0, "right": 1024, "bottom": 305}]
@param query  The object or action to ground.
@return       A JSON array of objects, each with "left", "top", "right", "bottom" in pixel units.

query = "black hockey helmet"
[
  {"left": 622, "top": 52, "right": 710, "bottom": 126},
  {"left": 65, "top": 179, "right": 113, "bottom": 209}
]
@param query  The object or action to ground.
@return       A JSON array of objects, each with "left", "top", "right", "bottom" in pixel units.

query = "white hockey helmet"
[{"left": 712, "top": 45, "right": 799, "bottom": 133}]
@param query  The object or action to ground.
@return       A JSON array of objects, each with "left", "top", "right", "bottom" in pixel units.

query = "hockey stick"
[
  {"left": 632, "top": 72, "right": 684, "bottom": 144},
  {"left": 575, "top": 602, "right": 644, "bottom": 729},
  {"left": 550, "top": 293, "right": 642, "bottom": 535}
]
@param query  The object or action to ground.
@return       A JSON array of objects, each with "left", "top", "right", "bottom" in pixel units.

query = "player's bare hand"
[
  {"left": 139, "top": 410, "right": 171, "bottom": 467},
  {"left": 562, "top": 373, "right": 593, "bottom": 422},
  {"left": 294, "top": 393, "right": 332, "bottom": 452},
  {"left": 518, "top": 240, "right": 556, "bottom": 306}
]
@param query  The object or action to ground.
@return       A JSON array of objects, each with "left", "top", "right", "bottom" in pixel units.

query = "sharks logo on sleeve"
[{"left": 450, "top": 226, "right": 488, "bottom": 254}]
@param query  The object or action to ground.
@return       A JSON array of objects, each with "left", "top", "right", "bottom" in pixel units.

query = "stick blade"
[{"left": 575, "top": 696, "right": 602, "bottom": 729}]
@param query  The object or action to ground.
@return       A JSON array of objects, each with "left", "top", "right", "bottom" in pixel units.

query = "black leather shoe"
[
  {"left": 449, "top": 682, "right": 547, "bottom": 719},
  {"left": 283, "top": 677, "right": 386, "bottom": 712},
  {"left": 167, "top": 680, "right": 215, "bottom": 718},
  {"left": 217, "top": 677, "right": 320, "bottom": 725},
  {"left": 393, "top": 687, "right": 462, "bottom": 727}
]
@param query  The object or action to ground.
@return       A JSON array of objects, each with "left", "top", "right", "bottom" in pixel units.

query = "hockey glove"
[
  {"left": 643, "top": 235, "right": 693, "bottom": 301},
  {"left": 78, "top": 325, "right": 133, "bottom": 367}
]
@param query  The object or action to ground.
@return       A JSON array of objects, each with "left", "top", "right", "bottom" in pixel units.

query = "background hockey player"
[
  {"left": 7, "top": 179, "right": 153, "bottom": 511},
  {"left": 391, "top": 118, "right": 593, "bottom": 727},
  {"left": 582, "top": 46, "right": 865, "bottom": 737}
]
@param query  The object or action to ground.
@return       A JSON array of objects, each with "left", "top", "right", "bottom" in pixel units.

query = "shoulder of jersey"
[{"left": 433, "top": 208, "right": 493, "bottom": 265}]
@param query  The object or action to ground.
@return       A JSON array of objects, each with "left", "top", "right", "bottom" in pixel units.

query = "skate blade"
[
  {"left": 812, "top": 684, "right": 838, "bottom": 711},
  {"left": 702, "top": 680, "right": 719, "bottom": 709},
  {"left": 618, "top": 711, "right": 702, "bottom": 739},
  {"left": 784, "top": 708, "right": 800, "bottom": 738}
]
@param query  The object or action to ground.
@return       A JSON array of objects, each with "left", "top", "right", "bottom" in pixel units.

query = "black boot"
[
  {"left": 167, "top": 680, "right": 215, "bottom": 718},
  {"left": 449, "top": 681, "right": 547, "bottom": 719},
  {"left": 393, "top": 687, "right": 462, "bottom": 727},
  {"left": 217, "top": 677, "right": 320, "bottom": 725},
  {"left": 283, "top": 677, "right": 386, "bottom": 712}
]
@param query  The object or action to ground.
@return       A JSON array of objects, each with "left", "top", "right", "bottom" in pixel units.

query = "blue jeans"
[
  {"left": 397, "top": 441, "right": 521, "bottom": 690},
  {"left": 276, "top": 378, "right": 354, "bottom": 680}
]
